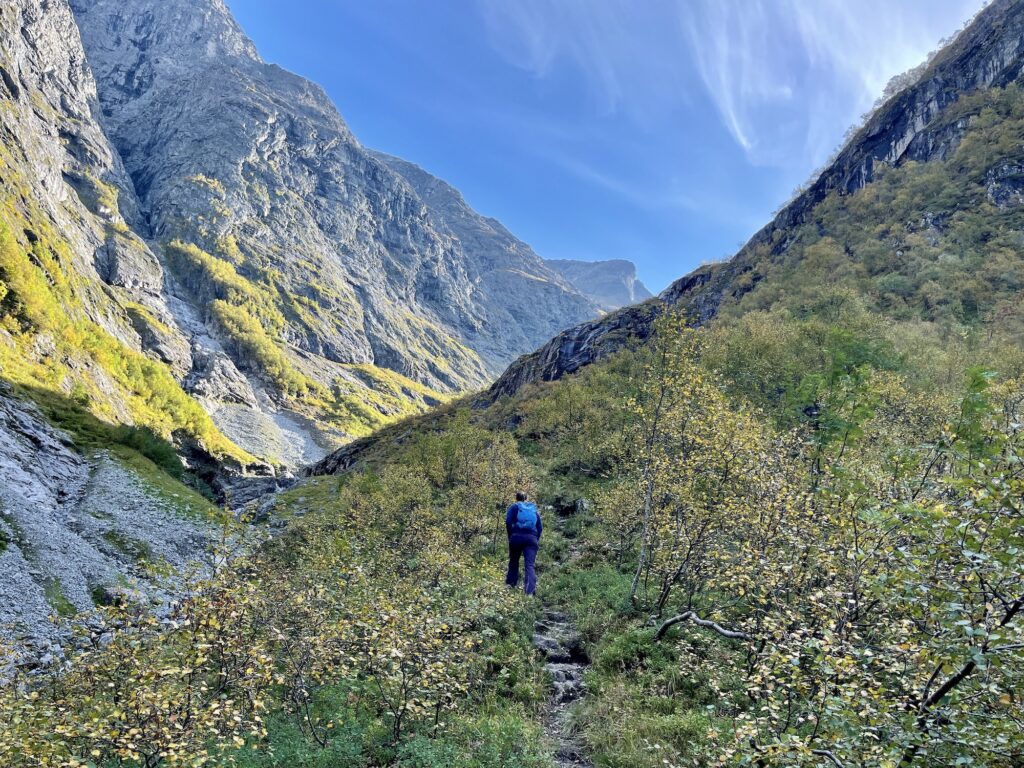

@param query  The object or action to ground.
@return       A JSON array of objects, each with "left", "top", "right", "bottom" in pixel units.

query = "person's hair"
[{"left": 515, "top": 491, "right": 528, "bottom": 502}]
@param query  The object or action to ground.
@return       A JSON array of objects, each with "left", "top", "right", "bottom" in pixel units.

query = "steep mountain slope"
[
  {"left": 0, "top": 0, "right": 256, "bottom": 646},
  {"left": 369, "top": 151, "right": 602, "bottom": 358},
  {"left": 490, "top": 0, "right": 1024, "bottom": 399},
  {"left": 0, "top": 387, "right": 222, "bottom": 650},
  {"left": 546, "top": 258, "right": 653, "bottom": 311},
  {"left": 68, "top": 0, "right": 600, "bottom": 437}
]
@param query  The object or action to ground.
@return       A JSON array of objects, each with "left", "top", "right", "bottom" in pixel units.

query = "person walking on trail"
[{"left": 506, "top": 491, "right": 542, "bottom": 595}]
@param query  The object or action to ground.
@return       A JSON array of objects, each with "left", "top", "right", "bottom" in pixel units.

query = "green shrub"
[
  {"left": 395, "top": 710, "right": 550, "bottom": 768},
  {"left": 593, "top": 627, "right": 672, "bottom": 674}
]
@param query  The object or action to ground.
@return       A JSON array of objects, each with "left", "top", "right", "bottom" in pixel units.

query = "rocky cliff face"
[
  {"left": 370, "top": 152, "right": 602, "bottom": 362},
  {"left": 546, "top": 259, "right": 653, "bottom": 311},
  {"left": 0, "top": 0, "right": 176, "bottom": 363},
  {"left": 69, "top": 0, "right": 599, "bottom": 398},
  {"left": 747, "top": 0, "right": 1024, "bottom": 253},
  {"left": 488, "top": 0, "right": 1024, "bottom": 401},
  {"left": 0, "top": 0, "right": 624, "bottom": 472},
  {"left": 0, "top": 0, "right": 237, "bottom": 646}
]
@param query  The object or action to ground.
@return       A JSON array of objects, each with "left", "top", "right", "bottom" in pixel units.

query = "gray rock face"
[
  {"left": 372, "top": 152, "right": 603, "bottom": 364},
  {"left": 1, "top": 0, "right": 305, "bottom": 467},
  {"left": 0, "top": 389, "right": 215, "bottom": 645},
  {"left": 0, "top": 0, "right": 184, "bottom": 359},
  {"left": 986, "top": 162, "right": 1024, "bottom": 208},
  {"left": 486, "top": 0, "right": 1024, "bottom": 401},
  {"left": 488, "top": 301, "right": 662, "bottom": 401},
  {"left": 747, "top": 0, "right": 1024, "bottom": 253},
  {"left": 546, "top": 259, "right": 653, "bottom": 311},
  {"left": 2, "top": 0, "right": 616, "bottom": 470},
  {"left": 69, "top": 0, "right": 600, "bottom": 395}
]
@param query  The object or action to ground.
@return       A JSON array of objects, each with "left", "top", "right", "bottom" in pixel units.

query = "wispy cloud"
[
  {"left": 476, "top": 0, "right": 983, "bottom": 166},
  {"left": 476, "top": 0, "right": 691, "bottom": 121},
  {"left": 681, "top": 0, "right": 986, "bottom": 164}
]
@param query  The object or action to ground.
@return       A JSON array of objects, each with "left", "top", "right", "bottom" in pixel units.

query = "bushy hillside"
[
  {"left": 481, "top": 314, "right": 1022, "bottom": 767},
  {"left": 717, "top": 84, "right": 1024, "bottom": 338},
  {"left": 9, "top": 80, "right": 1024, "bottom": 764},
  {"left": 300, "top": 17, "right": 1024, "bottom": 766},
  {"left": 7, "top": 294, "right": 1020, "bottom": 766},
  {"left": 1, "top": 416, "right": 553, "bottom": 768}
]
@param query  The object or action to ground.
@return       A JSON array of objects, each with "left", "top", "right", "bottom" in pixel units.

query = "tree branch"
[
  {"left": 900, "top": 594, "right": 1024, "bottom": 767},
  {"left": 812, "top": 749, "right": 845, "bottom": 768},
  {"left": 654, "top": 610, "right": 751, "bottom": 642}
]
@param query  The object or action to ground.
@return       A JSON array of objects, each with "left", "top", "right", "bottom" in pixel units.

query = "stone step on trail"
[{"left": 533, "top": 607, "right": 593, "bottom": 767}]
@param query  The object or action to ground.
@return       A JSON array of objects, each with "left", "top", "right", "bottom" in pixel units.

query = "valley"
[{"left": 1, "top": 0, "right": 1023, "bottom": 766}]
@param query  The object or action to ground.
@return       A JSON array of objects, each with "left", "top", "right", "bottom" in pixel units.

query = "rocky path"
[{"left": 533, "top": 608, "right": 592, "bottom": 766}]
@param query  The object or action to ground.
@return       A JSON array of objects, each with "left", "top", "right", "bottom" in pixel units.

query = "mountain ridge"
[{"left": 64, "top": 0, "right": 622, "bottom": 458}]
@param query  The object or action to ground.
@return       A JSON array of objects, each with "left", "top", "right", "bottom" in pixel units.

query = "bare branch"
[
  {"left": 812, "top": 749, "right": 845, "bottom": 768},
  {"left": 654, "top": 610, "right": 752, "bottom": 642}
]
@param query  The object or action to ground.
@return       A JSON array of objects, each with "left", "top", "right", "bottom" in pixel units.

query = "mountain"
[
  {"left": 57, "top": 0, "right": 604, "bottom": 457},
  {"left": 489, "top": 0, "right": 1024, "bottom": 400},
  {"left": 0, "top": 0, "right": 247, "bottom": 648},
  {"left": 3, "top": 1, "right": 1024, "bottom": 765},
  {"left": 546, "top": 259, "right": 653, "bottom": 311},
  {"left": 0, "top": 0, "right": 628, "bottom": 644},
  {"left": 367, "top": 151, "right": 603, "bottom": 352},
  {"left": 0, "top": 0, "right": 619, "bottom": 469}
]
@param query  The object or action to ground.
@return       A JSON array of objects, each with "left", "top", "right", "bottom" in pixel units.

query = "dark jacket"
[{"left": 506, "top": 501, "right": 542, "bottom": 542}]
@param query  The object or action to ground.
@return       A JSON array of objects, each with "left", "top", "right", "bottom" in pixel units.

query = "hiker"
[{"left": 506, "top": 491, "right": 542, "bottom": 595}]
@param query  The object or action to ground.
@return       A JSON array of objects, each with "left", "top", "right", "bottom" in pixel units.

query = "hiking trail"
[{"left": 532, "top": 516, "right": 593, "bottom": 767}]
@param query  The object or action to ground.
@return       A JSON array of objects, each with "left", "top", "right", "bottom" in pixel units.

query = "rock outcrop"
[
  {"left": 546, "top": 259, "right": 653, "bottom": 311},
  {"left": 0, "top": 0, "right": 182, "bottom": 362},
  {"left": 371, "top": 152, "right": 602, "bottom": 363},
  {"left": 488, "top": 301, "right": 661, "bottom": 400}
]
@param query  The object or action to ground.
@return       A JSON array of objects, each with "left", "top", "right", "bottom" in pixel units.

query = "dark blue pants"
[{"left": 506, "top": 534, "right": 539, "bottom": 595}]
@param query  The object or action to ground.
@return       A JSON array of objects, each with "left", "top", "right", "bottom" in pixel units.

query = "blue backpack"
[{"left": 512, "top": 502, "right": 539, "bottom": 534}]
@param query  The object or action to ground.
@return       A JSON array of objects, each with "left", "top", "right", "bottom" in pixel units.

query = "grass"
[
  {"left": 227, "top": 472, "right": 554, "bottom": 768},
  {"left": 43, "top": 579, "right": 76, "bottom": 618},
  {"left": 542, "top": 560, "right": 734, "bottom": 768},
  {"left": 101, "top": 530, "right": 153, "bottom": 562},
  {"left": 123, "top": 301, "right": 173, "bottom": 336},
  {"left": 394, "top": 707, "right": 552, "bottom": 768}
]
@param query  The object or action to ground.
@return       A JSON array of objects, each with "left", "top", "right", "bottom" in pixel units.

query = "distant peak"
[{"left": 546, "top": 259, "right": 652, "bottom": 311}]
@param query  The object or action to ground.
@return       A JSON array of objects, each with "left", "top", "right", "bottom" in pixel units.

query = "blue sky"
[{"left": 227, "top": 0, "right": 984, "bottom": 292}]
